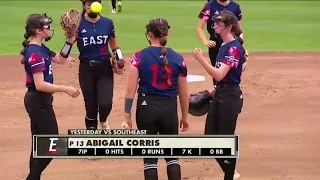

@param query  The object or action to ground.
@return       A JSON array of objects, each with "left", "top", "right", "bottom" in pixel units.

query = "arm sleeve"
[
  {"left": 179, "top": 57, "right": 187, "bottom": 77},
  {"left": 222, "top": 46, "right": 241, "bottom": 68},
  {"left": 198, "top": 2, "right": 211, "bottom": 22},
  {"left": 130, "top": 50, "right": 143, "bottom": 68},
  {"left": 27, "top": 52, "right": 46, "bottom": 74}
]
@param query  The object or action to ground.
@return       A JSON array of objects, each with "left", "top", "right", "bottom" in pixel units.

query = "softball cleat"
[{"left": 117, "top": 1, "right": 122, "bottom": 12}]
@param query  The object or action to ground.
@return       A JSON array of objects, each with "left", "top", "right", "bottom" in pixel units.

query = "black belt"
[
  {"left": 215, "top": 83, "right": 239, "bottom": 89},
  {"left": 27, "top": 87, "right": 37, "bottom": 92},
  {"left": 81, "top": 60, "right": 107, "bottom": 67}
]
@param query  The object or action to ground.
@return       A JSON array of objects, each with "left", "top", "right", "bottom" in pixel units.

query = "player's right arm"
[
  {"left": 33, "top": 73, "right": 70, "bottom": 94},
  {"left": 197, "top": 2, "right": 215, "bottom": 48},
  {"left": 123, "top": 51, "right": 142, "bottom": 129},
  {"left": 125, "top": 51, "right": 141, "bottom": 100}
]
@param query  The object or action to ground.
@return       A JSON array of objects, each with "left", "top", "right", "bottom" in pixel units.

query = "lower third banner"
[{"left": 33, "top": 133, "right": 238, "bottom": 159}]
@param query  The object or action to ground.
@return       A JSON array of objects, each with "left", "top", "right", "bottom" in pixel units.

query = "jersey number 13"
[{"left": 151, "top": 64, "right": 173, "bottom": 88}]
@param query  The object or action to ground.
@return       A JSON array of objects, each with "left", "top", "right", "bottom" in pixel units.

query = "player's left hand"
[
  {"left": 123, "top": 113, "right": 132, "bottom": 129},
  {"left": 193, "top": 48, "right": 205, "bottom": 62}
]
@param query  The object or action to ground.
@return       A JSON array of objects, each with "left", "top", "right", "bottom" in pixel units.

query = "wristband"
[
  {"left": 60, "top": 41, "right": 73, "bottom": 58},
  {"left": 112, "top": 48, "right": 123, "bottom": 60},
  {"left": 125, "top": 98, "right": 133, "bottom": 113}
]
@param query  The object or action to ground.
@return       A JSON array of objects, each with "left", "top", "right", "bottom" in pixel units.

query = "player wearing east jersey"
[
  {"left": 69, "top": 0, "right": 125, "bottom": 130},
  {"left": 20, "top": 13, "right": 80, "bottom": 180},
  {"left": 197, "top": 0, "right": 245, "bottom": 69},
  {"left": 123, "top": 18, "right": 189, "bottom": 180},
  {"left": 193, "top": 11, "right": 244, "bottom": 180}
]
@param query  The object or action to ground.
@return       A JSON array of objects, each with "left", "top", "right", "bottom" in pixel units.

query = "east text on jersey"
[{"left": 77, "top": 16, "right": 115, "bottom": 61}]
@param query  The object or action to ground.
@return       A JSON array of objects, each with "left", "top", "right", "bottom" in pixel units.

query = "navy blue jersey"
[
  {"left": 198, "top": 0, "right": 242, "bottom": 39},
  {"left": 215, "top": 40, "right": 244, "bottom": 84},
  {"left": 131, "top": 46, "right": 187, "bottom": 98},
  {"left": 77, "top": 16, "right": 115, "bottom": 61},
  {"left": 24, "top": 44, "right": 56, "bottom": 88}
]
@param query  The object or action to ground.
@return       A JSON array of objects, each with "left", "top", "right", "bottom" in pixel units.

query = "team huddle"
[{"left": 21, "top": 0, "right": 246, "bottom": 180}]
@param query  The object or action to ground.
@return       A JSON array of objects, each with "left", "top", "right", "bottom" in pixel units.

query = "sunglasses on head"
[{"left": 42, "top": 16, "right": 53, "bottom": 30}]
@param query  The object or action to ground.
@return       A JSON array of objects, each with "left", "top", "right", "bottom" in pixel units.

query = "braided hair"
[
  {"left": 20, "top": 14, "right": 52, "bottom": 64},
  {"left": 145, "top": 18, "right": 171, "bottom": 85}
]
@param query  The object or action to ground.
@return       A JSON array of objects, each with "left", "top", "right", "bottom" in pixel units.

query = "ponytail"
[
  {"left": 145, "top": 18, "right": 171, "bottom": 85},
  {"left": 233, "top": 25, "right": 242, "bottom": 37},
  {"left": 20, "top": 32, "right": 30, "bottom": 64},
  {"left": 161, "top": 46, "right": 171, "bottom": 85}
]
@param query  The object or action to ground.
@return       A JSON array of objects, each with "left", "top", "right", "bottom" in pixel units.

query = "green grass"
[{"left": 0, "top": 1, "right": 319, "bottom": 55}]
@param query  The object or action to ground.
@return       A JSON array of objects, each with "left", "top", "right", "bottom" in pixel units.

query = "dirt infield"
[{"left": 0, "top": 52, "right": 320, "bottom": 180}]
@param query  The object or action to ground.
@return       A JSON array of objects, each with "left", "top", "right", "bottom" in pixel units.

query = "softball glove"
[
  {"left": 111, "top": 55, "right": 125, "bottom": 75},
  {"left": 60, "top": 8, "right": 82, "bottom": 38},
  {"left": 188, "top": 90, "right": 213, "bottom": 116}
]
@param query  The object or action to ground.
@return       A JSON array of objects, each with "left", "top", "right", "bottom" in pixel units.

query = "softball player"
[
  {"left": 193, "top": 11, "right": 244, "bottom": 180},
  {"left": 20, "top": 13, "right": 80, "bottom": 179},
  {"left": 111, "top": 0, "right": 122, "bottom": 13},
  {"left": 123, "top": 18, "right": 189, "bottom": 180},
  {"left": 197, "top": 0, "right": 243, "bottom": 69},
  {"left": 69, "top": 0, "right": 124, "bottom": 130}
]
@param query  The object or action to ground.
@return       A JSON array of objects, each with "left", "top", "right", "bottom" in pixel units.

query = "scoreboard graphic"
[{"left": 33, "top": 130, "right": 239, "bottom": 159}]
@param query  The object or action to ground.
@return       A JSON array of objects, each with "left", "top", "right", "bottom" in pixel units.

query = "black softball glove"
[{"left": 188, "top": 90, "right": 213, "bottom": 117}]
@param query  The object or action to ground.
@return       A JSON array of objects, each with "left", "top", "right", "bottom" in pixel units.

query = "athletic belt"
[
  {"left": 215, "top": 83, "right": 239, "bottom": 89},
  {"left": 80, "top": 60, "right": 108, "bottom": 67}
]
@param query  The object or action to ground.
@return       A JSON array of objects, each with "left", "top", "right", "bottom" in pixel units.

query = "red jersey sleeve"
[
  {"left": 179, "top": 58, "right": 187, "bottom": 77},
  {"left": 198, "top": 2, "right": 211, "bottom": 22},
  {"left": 27, "top": 52, "right": 46, "bottom": 74},
  {"left": 130, "top": 50, "right": 143, "bottom": 68}
]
